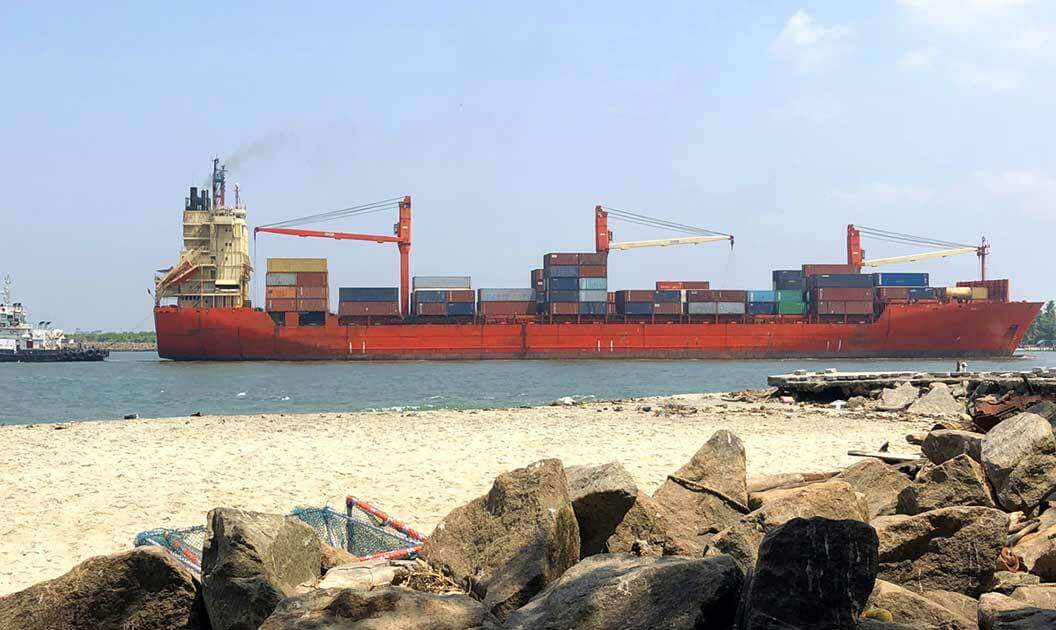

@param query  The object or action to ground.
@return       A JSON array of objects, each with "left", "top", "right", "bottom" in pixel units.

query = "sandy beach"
[{"left": 0, "top": 394, "right": 929, "bottom": 595}]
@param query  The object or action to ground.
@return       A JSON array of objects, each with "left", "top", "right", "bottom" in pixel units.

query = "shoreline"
[{"left": 0, "top": 393, "right": 929, "bottom": 595}]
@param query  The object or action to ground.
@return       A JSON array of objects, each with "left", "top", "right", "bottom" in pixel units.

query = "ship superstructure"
[{"left": 0, "top": 276, "right": 108, "bottom": 362}]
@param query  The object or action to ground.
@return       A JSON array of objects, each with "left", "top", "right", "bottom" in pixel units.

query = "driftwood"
[
  {"left": 846, "top": 450, "right": 920, "bottom": 464},
  {"left": 746, "top": 471, "right": 839, "bottom": 494}
]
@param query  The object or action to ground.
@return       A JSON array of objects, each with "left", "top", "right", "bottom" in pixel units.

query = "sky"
[{"left": 0, "top": 1, "right": 1053, "bottom": 330}]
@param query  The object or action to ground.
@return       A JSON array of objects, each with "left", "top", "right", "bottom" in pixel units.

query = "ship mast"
[{"left": 2, "top": 275, "right": 10, "bottom": 305}]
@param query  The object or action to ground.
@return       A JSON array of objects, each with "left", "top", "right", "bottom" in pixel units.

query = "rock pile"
[{"left": 4, "top": 417, "right": 1056, "bottom": 628}]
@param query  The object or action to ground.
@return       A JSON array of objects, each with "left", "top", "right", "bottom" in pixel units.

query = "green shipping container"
[
  {"left": 777, "top": 301, "right": 807, "bottom": 315},
  {"left": 776, "top": 290, "right": 804, "bottom": 302}
]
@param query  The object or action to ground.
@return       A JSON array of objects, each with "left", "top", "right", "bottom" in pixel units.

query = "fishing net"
[{"left": 133, "top": 499, "right": 425, "bottom": 573}]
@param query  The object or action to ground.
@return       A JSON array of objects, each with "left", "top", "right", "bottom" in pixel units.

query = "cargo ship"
[
  {"left": 0, "top": 276, "right": 109, "bottom": 363},
  {"left": 153, "top": 160, "right": 1040, "bottom": 360}
]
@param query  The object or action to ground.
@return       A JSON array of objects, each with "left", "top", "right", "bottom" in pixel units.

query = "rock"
[
  {"left": 981, "top": 412, "right": 1054, "bottom": 493},
  {"left": 0, "top": 547, "right": 206, "bottom": 630},
  {"left": 1011, "top": 507, "right": 1056, "bottom": 580},
  {"left": 989, "top": 571, "right": 1041, "bottom": 595},
  {"left": 1026, "top": 401, "right": 1056, "bottom": 424},
  {"left": 321, "top": 543, "right": 359, "bottom": 574},
  {"left": 922, "top": 429, "right": 984, "bottom": 465},
  {"left": 712, "top": 479, "right": 870, "bottom": 570},
  {"left": 866, "top": 580, "right": 974, "bottom": 630},
  {"left": 908, "top": 383, "right": 963, "bottom": 417},
  {"left": 202, "top": 508, "right": 323, "bottom": 630},
  {"left": 896, "top": 454, "right": 996, "bottom": 515},
  {"left": 504, "top": 553, "right": 743, "bottom": 630},
  {"left": 979, "top": 593, "right": 1025, "bottom": 630},
  {"left": 878, "top": 382, "right": 920, "bottom": 411},
  {"left": 836, "top": 458, "right": 912, "bottom": 518},
  {"left": 605, "top": 492, "right": 684, "bottom": 556},
  {"left": 259, "top": 586, "right": 501, "bottom": 629},
  {"left": 420, "top": 458, "right": 579, "bottom": 621},
  {"left": 740, "top": 517, "right": 878, "bottom": 630},
  {"left": 848, "top": 395, "right": 870, "bottom": 409},
  {"left": 875, "top": 506, "right": 1007, "bottom": 596},
  {"left": 859, "top": 620, "right": 928, "bottom": 630},
  {"left": 317, "top": 558, "right": 409, "bottom": 590},
  {"left": 1009, "top": 584, "right": 1056, "bottom": 609},
  {"left": 564, "top": 462, "right": 638, "bottom": 557},
  {"left": 978, "top": 592, "right": 1056, "bottom": 630},
  {"left": 996, "top": 441, "right": 1056, "bottom": 512},
  {"left": 921, "top": 590, "right": 979, "bottom": 625},
  {"left": 651, "top": 430, "right": 749, "bottom": 555}
]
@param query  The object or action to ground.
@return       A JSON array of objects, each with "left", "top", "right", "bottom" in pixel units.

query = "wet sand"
[{"left": 0, "top": 393, "right": 928, "bottom": 595}]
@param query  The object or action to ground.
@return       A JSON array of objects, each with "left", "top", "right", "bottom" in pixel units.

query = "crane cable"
[
  {"left": 260, "top": 197, "right": 404, "bottom": 229},
  {"left": 855, "top": 225, "right": 976, "bottom": 250},
  {"left": 599, "top": 205, "right": 732, "bottom": 238}
]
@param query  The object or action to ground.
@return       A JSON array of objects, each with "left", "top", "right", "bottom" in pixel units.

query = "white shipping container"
[
  {"left": 578, "top": 290, "right": 608, "bottom": 302},
  {"left": 413, "top": 276, "right": 472, "bottom": 290}
]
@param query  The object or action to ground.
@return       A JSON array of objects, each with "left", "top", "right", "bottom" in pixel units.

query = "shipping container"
[
  {"left": 656, "top": 281, "right": 711, "bottom": 290},
  {"left": 908, "top": 287, "right": 939, "bottom": 300},
  {"left": 776, "top": 301, "right": 807, "bottom": 315},
  {"left": 653, "top": 302, "right": 682, "bottom": 315},
  {"left": 265, "top": 298, "right": 297, "bottom": 312},
  {"left": 873, "top": 272, "right": 930, "bottom": 287},
  {"left": 812, "top": 287, "right": 875, "bottom": 301},
  {"left": 808, "top": 274, "right": 874, "bottom": 288},
  {"left": 969, "top": 287, "right": 989, "bottom": 300},
  {"left": 945, "top": 287, "right": 973, "bottom": 300},
  {"left": 296, "top": 272, "right": 328, "bottom": 287},
  {"left": 607, "top": 291, "right": 616, "bottom": 303},
  {"left": 447, "top": 302, "right": 475, "bottom": 316},
  {"left": 579, "top": 302, "right": 607, "bottom": 316},
  {"left": 297, "top": 299, "right": 328, "bottom": 312},
  {"left": 578, "top": 252, "right": 608, "bottom": 265},
  {"left": 447, "top": 290, "right": 475, "bottom": 303},
  {"left": 801, "top": 264, "right": 858, "bottom": 276},
  {"left": 546, "top": 265, "right": 579, "bottom": 278},
  {"left": 775, "top": 290, "right": 804, "bottom": 302},
  {"left": 414, "top": 290, "right": 447, "bottom": 303},
  {"left": 686, "top": 302, "right": 718, "bottom": 315},
  {"left": 774, "top": 277, "right": 805, "bottom": 291},
  {"left": 616, "top": 290, "right": 655, "bottom": 303},
  {"left": 876, "top": 287, "right": 910, "bottom": 301},
  {"left": 265, "top": 272, "right": 297, "bottom": 287},
  {"left": 606, "top": 303, "right": 617, "bottom": 315},
  {"left": 546, "top": 277, "right": 579, "bottom": 291},
  {"left": 815, "top": 301, "right": 874, "bottom": 315},
  {"left": 338, "top": 302, "right": 400, "bottom": 316},
  {"left": 412, "top": 276, "right": 472, "bottom": 290},
  {"left": 339, "top": 287, "right": 399, "bottom": 302},
  {"left": 266, "top": 286, "right": 297, "bottom": 299},
  {"left": 619, "top": 302, "right": 654, "bottom": 315},
  {"left": 685, "top": 290, "right": 748, "bottom": 302},
  {"left": 957, "top": 279, "right": 1009, "bottom": 302},
  {"left": 718, "top": 302, "right": 746, "bottom": 315},
  {"left": 297, "top": 286, "right": 328, "bottom": 299},
  {"left": 653, "top": 290, "right": 681, "bottom": 303},
  {"left": 546, "top": 302, "right": 580, "bottom": 315},
  {"left": 578, "top": 265, "right": 608, "bottom": 278},
  {"left": 546, "top": 290, "right": 579, "bottom": 302},
  {"left": 579, "top": 290, "right": 608, "bottom": 303},
  {"left": 267, "top": 258, "right": 327, "bottom": 273},
  {"left": 747, "top": 301, "right": 777, "bottom": 315},
  {"left": 479, "top": 301, "right": 535, "bottom": 316},
  {"left": 544, "top": 253, "right": 579, "bottom": 266},
  {"left": 416, "top": 302, "right": 447, "bottom": 316},
  {"left": 773, "top": 269, "right": 804, "bottom": 283},
  {"left": 478, "top": 288, "right": 535, "bottom": 302},
  {"left": 747, "top": 290, "right": 776, "bottom": 303},
  {"left": 579, "top": 277, "right": 607, "bottom": 290}
]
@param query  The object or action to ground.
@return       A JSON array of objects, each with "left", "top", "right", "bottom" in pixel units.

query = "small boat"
[{"left": 0, "top": 275, "right": 108, "bottom": 363}]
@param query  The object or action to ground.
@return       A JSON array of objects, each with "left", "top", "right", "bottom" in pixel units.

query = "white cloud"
[
  {"left": 773, "top": 10, "right": 856, "bottom": 73},
  {"left": 833, "top": 183, "right": 935, "bottom": 207},
  {"left": 898, "top": 0, "right": 1037, "bottom": 33},
  {"left": 900, "top": 47, "right": 937, "bottom": 69},
  {"left": 977, "top": 171, "right": 1056, "bottom": 219},
  {"left": 956, "top": 64, "right": 1023, "bottom": 91}
]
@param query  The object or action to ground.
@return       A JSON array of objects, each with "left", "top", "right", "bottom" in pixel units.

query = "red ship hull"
[{"left": 154, "top": 301, "right": 1040, "bottom": 360}]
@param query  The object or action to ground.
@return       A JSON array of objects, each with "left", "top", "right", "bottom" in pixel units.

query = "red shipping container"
[
  {"left": 657, "top": 281, "right": 710, "bottom": 290},
  {"left": 607, "top": 292, "right": 616, "bottom": 303},
  {"left": 266, "top": 298, "right": 297, "bottom": 312},
  {"left": 816, "top": 301, "right": 874, "bottom": 315},
  {"left": 813, "top": 287, "right": 875, "bottom": 301},
  {"left": 297, "top": 299, "right": 328, "bottom": 312},
  {"left": 447, "top": 290, "right": 475, "bottom": 303},
  {"left": 653, "top": 302, "right": 682, "bottom": 315},
  {"left": 296, "top": 272, "right": 329, "bottom": 287},
  {"left": 266, "top": 286, "right": 296, "bottom": 299},
  {"left": 619, "top": 290, "right": 655, "bottom": 301},
  {"left": 876, "top": 287, "right": 909, "bottom": 300},
  {"left": 531, "top": 269, "right": 545, "bottom": 282},
  {"left": 417, "top": 303, "right": 447, "bottom": 316},
  {"left": 802, "top": 264, "right": 858, "bottom": 276},
  {"left": 297, "top": 286, "right": 328, "bottom": 299},
  {"left": 577, "top": 252, "right": 608, "bottom": 265},
  {"left": 606, "top": 303, "right": 617, "bottom": 315},
  {"left": 957, "top": 279, "right": 1009, "bottom": 302},
  {"left": 546, "top": 302, "right": 579, "bottom": 315},
  {"left": 338, "top": 302, "right": 400, "bottom": 316},
  {"left": 579, "top": 265, "right": 608, "bottom": 278},
  {"left": 545, "top": 253, "right": 578, "bottom": 266},
  {"left": 479, "top": 301, "right": 536, "bottom": 316}
]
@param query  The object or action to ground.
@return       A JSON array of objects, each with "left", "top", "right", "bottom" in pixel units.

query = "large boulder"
[
  {"left": 989, "top": 571, "right": 1041, "bottom": 595},
  {"left": 878, "top": 382, "right": 920, "bottom": 411},
  {"left": 896, "top": 454, "right": 996, "bottom": 515},
  {"left": 712, "top": 479, "right": 869, "bottom": 570},
  {"left": 920, "top": 590, "right": 979, "bottom": 625},
  {"left": 259, "top": 587, "right": 501, "bottom": 629},
  {"left": 740, "top": 517, "right": 878, "bottom": 630},
  {"left": 1009, "top": 584, "right": 1056, "bottom": 609},
  {"left": 981, "top": 412, "right": 1053, "bottom": 493},
  {"left": 202, "top": 508, "right": 323, "bottom": 630},
  {"left": 874, "top": 506, "right": 1007, "bottom": 596},
  {"left": 652, "top": 430, "right": 749, "bottom": 555},
  {"left": 605, "top": 492, "right": 684, "bottom": 556},
  {"left": 504, "top": 553, "right": 743, "bottom": 630},
  {"left": 1011, "top": 507, "right": 1056, "bottom": 580},
  {"left": 420, "top": 459, "right": 579, "bottom": 621},
  {"left": 0, "top": 547, "right": 206, "bottom": 630},
  {"left": 997, "top": 441, "right": 1056, "bottom": 512},
  {"left": 865, "top": 580, "right": 974, "bottom": 630},
  {"left": 922, "top": 430, "right": 983, "bottom": 465},
  {"left": 907, "top": 383, "right": 962, "bottom": 417},
  {"left": 836, "top": 458, "right": 912, "bottom": 519},
  {"left": 978, "top": 592, "right": 1056, "bottom": 630},
  {"left": 565, "top": 462, "right": 638, "bottom": 557}
]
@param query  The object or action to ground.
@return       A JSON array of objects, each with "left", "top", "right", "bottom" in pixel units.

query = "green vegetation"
[
  {"left": 1024, "top": 301, "right": 1056, "bottom": 347},
  {"left": 69, "top": 331, "right": 156, "bottom": 344}
]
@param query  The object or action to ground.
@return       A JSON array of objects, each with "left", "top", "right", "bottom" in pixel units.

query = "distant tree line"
[
  {"left": 1024, "top": 301, "right": 1056, "bottom": 347},
  {"left": 69, "top": 331, "right": 157, "bottom": 344}
]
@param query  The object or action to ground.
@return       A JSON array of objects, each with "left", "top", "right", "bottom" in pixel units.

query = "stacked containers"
[
  {"left": 542, "top": 252, "right": 608, "bottom": 316},
  {"left": 338, "top": 288, "right": 400, "bottom": 317},
  {"left": 806, "top": 273, "right": 874, "bottom": 316},
  {"left": 615, "top": 290, "right": 682, "bottom": 316},
  {"left": 266, "top": 258, "right": 328, "bottom": 313},
  {"left": 478, "top": 288, "right": 536, "bottom": 317},
  {"left": 772, "top": 270, "right": 807, "bottom": 315},
  {"left": 684, "top": 290, "right": 747, "bottom": 316},
  {"left": 874, "top": 272, "right": 933, "bottom": 304},
  {"left": 747, "top": 290, "right": 777, "bottom": 315},
  {"left": 412, "top": 276, "right": 475, "bottom": 317},
  {"left": 531, "top": 269, "right": 546, "bottom": 313},
  {"left": 957, "top": 279, "right": 1007, "bottom": 302}
]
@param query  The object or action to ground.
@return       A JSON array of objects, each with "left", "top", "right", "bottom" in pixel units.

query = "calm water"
[{"left": 3, "top": 351, "right": 1056, "bottom": 425}]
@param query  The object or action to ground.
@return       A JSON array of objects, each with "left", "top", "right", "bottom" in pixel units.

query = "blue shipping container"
[
  {"left": 579, "top": 302, "right": 607, "bottom": 315},
  {"left": 772, "top": 269, "right": 803, "bottom": 283},
  {"left": 578, "top": 277, "right": 607, "bottom": 290},
  {"left": 653, "top": 290, "right": 681, "bottom": 303},
  {"left": 874, "top": 273, "right": 930, "bottom": 287},
  {"left": 774, "top": 278, "right": 805, "bottom": 291},
  {"left": 908, "top": 287, "right": 938, "bottom": 299},
  {"left": 339, "top": 287, "right": 399, "bottom": 302},
  {"left": 748, "top": 290, "right": 776, "bottom": 303},
  {"left": 546, "top": 265, "right": 579, "bottom": 278},
  {"left": 747, "top": 301, "right": 777, "bottom": 315},
  {"left": 546, "top": 290, "right": 579, "bottom": 302},
  {"left": 446, "top": 302, "right": 475, "bottom": 316},
  {"left": 414, "top": 290, "right": 447, "bottom": 303},
  {"left": 619, "top": 302, "right": 654, "bottom": 315},
  {"left": 546, "top": 277, "right": 578, "bottom": 291}
]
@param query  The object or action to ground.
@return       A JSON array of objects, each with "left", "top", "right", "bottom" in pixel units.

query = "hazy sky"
[{"left": 1, "top": 1, "right": 1053, "bottom": 330}]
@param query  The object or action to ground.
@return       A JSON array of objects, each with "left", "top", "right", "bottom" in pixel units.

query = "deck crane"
[
  {"left": 846, "top": 225, "right": 990, "bottom": 280},
  {"left": 594, "top": 206, "right": 734, "bottom": 253},
  {"left": 254, "top": 197, "right": 412, "bottom": 315}
]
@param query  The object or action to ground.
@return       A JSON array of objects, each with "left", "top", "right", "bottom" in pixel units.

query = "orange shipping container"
[
  {"left": 266, "top": 298, "right": 297, "bottom": 312},
  {"left": 297, "top": 299, "right": 328, "bottom": 312},
  {"left": 297, "top": 286, "right": 328, "bottom": 299},
  {"left": 296, "top": 272, "right": 328, "bottom": 287},
  {"left": 579, "top": 265, "right": 607, "bottom": 278},
  {"left": 266, "top": 286, "right": 297, "bottom": 299}
]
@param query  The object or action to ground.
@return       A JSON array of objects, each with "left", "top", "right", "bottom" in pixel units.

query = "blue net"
[{"left": 133, "top": 526, "right": 206, "bottom": 573}]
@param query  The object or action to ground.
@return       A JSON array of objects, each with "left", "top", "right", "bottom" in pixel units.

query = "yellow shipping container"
[
  {"left": 945, "top": 287, "right": 972, "bottom": 299},
  {"left": 970, "top": 286, "right": 989, "bottom": 300},
  {"left": 267, "top": 258, "right": 328, "bottom": 273}
]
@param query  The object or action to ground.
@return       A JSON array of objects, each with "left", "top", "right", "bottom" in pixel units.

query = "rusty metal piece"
[
  {"left": 973, "top": 393, "right": 1047, "bottom": 432},
  {"left": 998, "top": 546, "right": 1022, "bottom": 572}
]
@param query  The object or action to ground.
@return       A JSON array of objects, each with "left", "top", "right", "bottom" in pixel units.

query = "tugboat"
[{"left": 0, "top": 276, "right": 108, "bottom": 362}]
